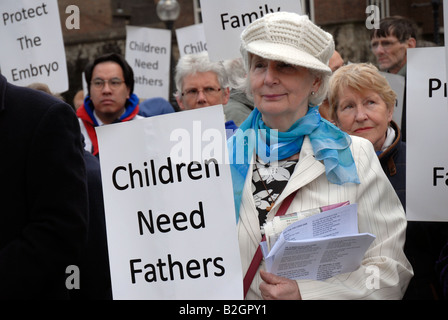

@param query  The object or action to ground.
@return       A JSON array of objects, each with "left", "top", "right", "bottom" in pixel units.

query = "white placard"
[
  {"left": 125, "top": 25, "right": 171, "bottom": 100},
  {"left": 407, "top": 47, "right": 448, "bottom": 221},
  {"left": 0, "top": 0, "right": 68, "bottom": 93},
  {"left": 81, "top": 72, "right": 87, "bottom": 98},
  {"left": 381, "top": 72, "right": 405, "bottom": 128},
  {"left": 444, "top": 0, "right": 448, "bottom": 90},
  {"left": 96, "top": 106, "right": 243, "bottom": 299},
  {"left": 175, "top": 23, "right": 207, "bottom": 57},
  {"left": 199, "top": 0, "right": 302, "bottom": 61}
]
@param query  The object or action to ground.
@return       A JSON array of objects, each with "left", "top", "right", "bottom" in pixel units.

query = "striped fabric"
[{"left": 238, "top": 135, "right": 413, "bottom": 300}]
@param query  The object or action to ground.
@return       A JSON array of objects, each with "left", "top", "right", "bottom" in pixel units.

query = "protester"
[
  {"left": 436, "top": 242, "right": 448, "bottom": 299},
  {"left": 223, "top": 58, "right": 254, "bottom": 127},
  {"left": 174, "top": 51, "right": 230, "bottom": 111},
  {"left": 29, "top": 80, "right": 112, "bottom": 300},
  {"left": 328, "top": 63, "right": 404, "bottom": 206},
  {"left": 77, "top": 53, "right": 143, "bottom": 156},
  {"left": 174, "top": 51, "right": 237, "bottom": 137},
  {"left": 328, "top": 62, "right": 448, "bottom": 299},
  {"left": 70, "top": 147, "right": 112, "bottom": 300},
  {"left": 370, "top": 16, "right": 417, "bottom": 141},
  {"left": 0, "top": 73, "right": 88, "bottom": 299},
  {"left": 27, "top": 82, "right": 64, "bottom": 102},
  {"left": 317, "top": 50, "right": 344, "bottom": 122},
  {"left": 224, "top": 89, "right": 253, "bottom": 127},
  {"left": 228, "top": 12, "right": 412, "bottom": 300},
  {"left": 73, "top": 89, "right": 85, "bottom": 110},
  {"left": 370, "top": 16, "right": 417, "bottom": 75},
  {"left": 138, "top": 96, "right": 175, "bottom": 117}
]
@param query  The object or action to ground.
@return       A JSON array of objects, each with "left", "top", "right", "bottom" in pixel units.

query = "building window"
[{"left": 367, "top": 0, "right": 390, "bottom": 18}]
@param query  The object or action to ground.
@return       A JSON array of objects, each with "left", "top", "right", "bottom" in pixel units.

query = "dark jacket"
[
  {"left": 378, "top": 120, "right": 406, "bottom": 207},
  {"left": 0, "top": 74, "right": 88, "bottom": 299},
  {"left": 224, "top": 89, "right": 254, "bottom": 127},
  {"left": 70, "top": 150, "right": 112, "bottom": 300}
]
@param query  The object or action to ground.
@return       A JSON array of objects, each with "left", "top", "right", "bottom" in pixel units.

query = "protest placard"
[
  {"left": 176, "top": 23, "right": 207, "bottom": 57},
  {"left": 381, "top": 72, "right": 405, "bottom": 128},
  {"left": 96, "top": 105, "right": 243, "bottom": 299},
  {"left": 199, "top": 0, "right": 302, "bottom": 61},
  {"left": 0, "top": 0, "right": 68, "bottom": 93},
  {"left": 444, "top": 0, "right": 448, "bottom": 90},
  {"left": 407, "top": 47, "right": 448, "bottom": 221},
  {"left": 125, "top": 25, "right": 171, "bottom": 100}
]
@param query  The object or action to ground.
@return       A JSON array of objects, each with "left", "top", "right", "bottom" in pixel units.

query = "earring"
[{"left": 311, "top": 91, "right": 315, "bottom": 95}]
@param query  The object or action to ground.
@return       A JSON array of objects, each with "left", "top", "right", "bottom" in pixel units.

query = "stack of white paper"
[{"left": 261, "top": 203, "right": 375, "bottom": 281}]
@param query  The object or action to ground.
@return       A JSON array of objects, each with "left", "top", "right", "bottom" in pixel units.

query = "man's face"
[
  {"left": 370, "top": 35, "right": 415, "bottom": 74},
  {"left": 177, "top": 71, "right": 230, "bottom": 110},
  {"left": 89, "top": 61, "right": 131, "bottom": 124}
]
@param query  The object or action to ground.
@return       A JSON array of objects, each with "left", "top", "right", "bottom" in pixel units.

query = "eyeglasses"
[
  {"left": 370, "top": 40, "right": 400, "bottom": 51},
  {"left": 181, "top": 87, "right": 222, "bottom": 99},
  {"left": 91, "top": 78, "right": 125, "bottom": 90}
]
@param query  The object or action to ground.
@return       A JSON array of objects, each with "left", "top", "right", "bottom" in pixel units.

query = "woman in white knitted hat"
[{"left": 228, "top": 12, "right": 412, "bottom": 300}]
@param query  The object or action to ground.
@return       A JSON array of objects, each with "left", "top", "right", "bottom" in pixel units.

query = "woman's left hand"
[{"left": 259, "top": 269, "right": 302, "bottom": 300}]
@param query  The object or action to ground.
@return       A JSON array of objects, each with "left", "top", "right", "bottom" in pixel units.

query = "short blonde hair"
[{"left": 328, "top": 63, "right": 396, "bottom": 121}]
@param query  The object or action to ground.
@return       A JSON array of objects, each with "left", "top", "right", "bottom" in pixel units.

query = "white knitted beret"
[{"left": 240, "top": 12, "right": 334, "bottom": 76}]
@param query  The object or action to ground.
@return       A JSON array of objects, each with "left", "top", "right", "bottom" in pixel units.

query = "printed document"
[{"left": 260, "top": 203, "right": 375, "bottom": 281}]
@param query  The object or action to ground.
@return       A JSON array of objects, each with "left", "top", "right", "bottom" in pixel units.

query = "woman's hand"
[{"left": 259, "top": 270, "right": 302, "bottom": 300}]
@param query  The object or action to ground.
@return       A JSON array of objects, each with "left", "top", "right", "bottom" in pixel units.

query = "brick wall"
[{"left": 314, "top": 0, "right": 366, "bottom": 25}]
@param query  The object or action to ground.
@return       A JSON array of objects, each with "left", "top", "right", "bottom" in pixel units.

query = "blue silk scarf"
[{"left": 228, "top": 106, "right": 360, "bottom": 222}]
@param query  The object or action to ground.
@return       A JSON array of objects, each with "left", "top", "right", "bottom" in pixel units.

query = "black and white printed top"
[{"left": 252, "top": 157, "right": 298, "bottom": 227}]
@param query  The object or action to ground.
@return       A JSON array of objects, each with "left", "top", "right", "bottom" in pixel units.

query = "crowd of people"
[{"left": 1, "top": 11, "right": 447, "bottom": 300}]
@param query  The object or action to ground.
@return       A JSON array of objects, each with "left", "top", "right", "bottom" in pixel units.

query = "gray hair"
[
  {"left": 174, "top": 51, "right": 229, "bottom": 98},
  {"left": 223, "top": 57, "right": 246, "bottom": 89}
]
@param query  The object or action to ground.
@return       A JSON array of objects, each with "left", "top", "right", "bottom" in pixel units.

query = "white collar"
[{"left": 381, "top": 126, "right": 395, "bottom": 151}]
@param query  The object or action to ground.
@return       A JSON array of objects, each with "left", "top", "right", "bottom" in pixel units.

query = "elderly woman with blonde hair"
[
  {"left": 327, "top": 63, "right": 404, "bottom": 206},
  {"left": 327, "top": 62, "right": 448, "bottom": 300}
]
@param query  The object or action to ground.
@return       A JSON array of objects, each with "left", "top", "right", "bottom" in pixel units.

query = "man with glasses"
[
  {"left": 77, "top": 53, "right": 143, "bottom": 156},
  {"left": 370, "top": 16, "right": 417, "bottom": 142},
  {"left": 370, "top": 16, "right": 417, "bottom": 76},
  {"left": 174, "top": 51, "right": 237, "bottom": 137}
]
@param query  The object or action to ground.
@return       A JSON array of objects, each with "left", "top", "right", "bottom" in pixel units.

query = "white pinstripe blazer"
[{"left": 238, "top": 135, "right": 413, "bottom": 300}]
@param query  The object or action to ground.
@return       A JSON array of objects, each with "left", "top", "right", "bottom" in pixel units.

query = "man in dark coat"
[
  {"left": 0, "top": 74, "right": 88, "bottom": 299},
  {"left": 70, "top": 149, "right": 112, "bottom": 300}
]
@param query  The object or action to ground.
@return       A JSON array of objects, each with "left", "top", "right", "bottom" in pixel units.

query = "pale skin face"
[
  {"left": 335, "top": 87, "right": 393, "bottom": 152},
  {"left": 176, "top": 71, "right": 230, "bottom": 110},
  {"left": 89, "top": 61, "right": 131, "bottom": 124},
  {"left": 370, "top": 35, "right": 416, "bottom": 74},
  {"left": 249, "top": 54, "right": 321, "bottom": 132}
]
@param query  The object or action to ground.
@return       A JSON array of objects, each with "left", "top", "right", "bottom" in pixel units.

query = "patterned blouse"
[{"left": 252, "top": 157, "right": 298, "bottom": 227}]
